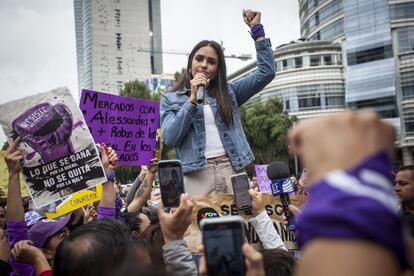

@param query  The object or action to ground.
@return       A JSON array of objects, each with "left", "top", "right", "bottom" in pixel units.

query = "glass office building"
[{"left": 300, "top": 0, "right": 413, "bottom": 165}]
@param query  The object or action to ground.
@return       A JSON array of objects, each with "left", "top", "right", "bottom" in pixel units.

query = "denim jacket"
[{"left": 160, "top": 38, "right": 275, "bottom": 174}]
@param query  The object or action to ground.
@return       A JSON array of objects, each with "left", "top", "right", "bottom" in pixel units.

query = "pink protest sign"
[
  {"left": 254, "top": 164, "right": 272, "bottom": 193},
  {"left": 80, "top": 89, "right": 160, "bottom": 166}
]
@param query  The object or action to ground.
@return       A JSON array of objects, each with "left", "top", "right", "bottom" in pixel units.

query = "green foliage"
[
  {"left": 119, "top": 80, "right": 161, "bottom": 102},
  {"left": 240, "top": 97, "right": 297, "bottom": 176},
  {"left": 115, "top": 166, "right": 140, "bottom": 184},
  {"left": 174, "top": 68, "right": 185, "bottom": 82}
]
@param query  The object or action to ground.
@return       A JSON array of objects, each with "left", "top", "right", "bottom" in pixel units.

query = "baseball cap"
[
  {"left": 24, "top": 211, "right": 43, "bottom": 228},
  {"left": 28, "top": 213, "right": 73, "bottom": 248},
  {"left": 196, "top": 207, "right": 220, "bottom": 229}
]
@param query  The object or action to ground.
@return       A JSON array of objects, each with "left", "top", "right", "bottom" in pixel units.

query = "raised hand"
[
  {"left": 4, "top": 137, "right": 23, "bottom": 177},
  {"left": 242, "top": 9, "right": 261, "bottom": 28}
]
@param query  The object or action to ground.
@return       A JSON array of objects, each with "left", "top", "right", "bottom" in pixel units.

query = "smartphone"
[
  {"left": 231, "top": 173, "right": 252, "bottom": 212},
  {"left": 157, "top": 159, "right": 185, "bottom": 208},
  {"left": 201, "top": 216, "right": 246, "bottom": 276}
]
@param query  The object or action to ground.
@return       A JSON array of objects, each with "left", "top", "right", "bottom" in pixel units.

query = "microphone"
[
  {"left": 267, "top": 161, "right": 296, "bottom": 231},
  {"left": 196, "top": 86, "right": 205, "bottom": 104}
]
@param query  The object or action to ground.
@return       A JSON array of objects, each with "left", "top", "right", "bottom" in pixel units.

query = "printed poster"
[
  {"left": 80, "top": 89, "right": 160, "bottom": 166},
  {"left": 184, "top": 194, "right": 307, "bottom": 252},
  {"left": 0, "top": 87, "right": 107, "bottom": 208}
]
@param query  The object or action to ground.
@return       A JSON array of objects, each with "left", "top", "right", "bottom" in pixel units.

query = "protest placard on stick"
[
  {"left": 0, "top": 87, "right": 107, "bottom": 208},
  {"left": 80, "top": 89, "right": 160, "bottom": 166}
]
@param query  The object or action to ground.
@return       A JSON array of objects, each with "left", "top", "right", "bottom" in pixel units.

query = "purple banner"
[
  {"left": 254, "top": 164, "right": 272, "bottom": 193},
  {"left": 80, "top": 90, "right": 160, "bottom": 166}
]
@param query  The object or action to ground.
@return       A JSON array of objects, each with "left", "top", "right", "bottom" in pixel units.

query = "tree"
[
  {"left": 240, "top": 97, "right": 297, "bottom": 176},
  {"left": 120, "top": 80, "right": 161, "bottom": 102},
  {"left": 174, "top": 68, "right": 185, "bottom": 83}
]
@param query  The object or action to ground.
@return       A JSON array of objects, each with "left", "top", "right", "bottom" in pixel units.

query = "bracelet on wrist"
[
  {"left": 249, "top": 23, "right": 265, "bottom": 40},
  {"left": 106, "top": 171, "right": 115, "bottom": 183}
]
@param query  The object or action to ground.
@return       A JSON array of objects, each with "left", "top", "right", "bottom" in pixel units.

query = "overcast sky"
[{"left": 0, "top": 0, "right": 299, "bottom": 143}]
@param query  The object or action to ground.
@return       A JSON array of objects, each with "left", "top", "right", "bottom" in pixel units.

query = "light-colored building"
[
  {"left": 144, "top": 73, "right": 175, "bottom": 93},
  {"left": 228, "top": 40, "right": 345, "bottom": 120},
  {"left": 74, "top": 0, "right": 163, "bottom": 95}
]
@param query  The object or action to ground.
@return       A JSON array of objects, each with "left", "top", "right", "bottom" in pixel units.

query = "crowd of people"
[{"left": 1, "top": 8, "right": 414, "bottom": 276}]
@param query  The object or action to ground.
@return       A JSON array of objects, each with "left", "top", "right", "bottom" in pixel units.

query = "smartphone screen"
[
  {"left": 158, "top": 160, "right": 184, "bottom": 208},
  {"left": 202, "top": 217, "right": 245, "bottom": 276},
  {"left": 231, "top": 174, "right": 252, "bottom": 211}
]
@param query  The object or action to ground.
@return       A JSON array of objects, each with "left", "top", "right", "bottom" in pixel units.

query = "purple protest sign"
[
  {"left": 254, "top": 164, "right": 272, "bottom": 193},
  {"left": 80, "top": 90, "right": 160, "bottom": 166}
]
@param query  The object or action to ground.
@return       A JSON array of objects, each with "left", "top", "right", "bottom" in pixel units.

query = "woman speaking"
[{"left": 160, "top": 9, "right": 275, "bottom": 196}]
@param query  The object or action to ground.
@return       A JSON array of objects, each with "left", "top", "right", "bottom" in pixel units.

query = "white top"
[
  {"left": 249, "top": 210, "right": 288, "bottom": 250},
  {"left": 203, "top": 105, "right": 226, "bottom": 159}
]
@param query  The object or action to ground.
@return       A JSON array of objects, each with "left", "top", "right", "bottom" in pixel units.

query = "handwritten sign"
[
  {"left": 0, "top": 87, "right": 107, "bottom": 208},
  {"left": 254, "top": 164, "right": 272, "bottom": 193},
  {"left": 80, "top": 90, "right": 160, "bottom": 166}
]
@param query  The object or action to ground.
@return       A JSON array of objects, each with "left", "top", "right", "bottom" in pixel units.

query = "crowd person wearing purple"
[
  {"left": 289, "top": 111, "right": 409, "bottom": 276},
  {"left": 4, "top": 138, "right": 118, "bottom": 276},
  {"left": 161, "top": 9, "right": 275, "bottom": 196}
]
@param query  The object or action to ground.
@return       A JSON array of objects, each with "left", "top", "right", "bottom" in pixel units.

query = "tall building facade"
[
  {"left": 74, "top": 0, "right": 163, "bottom": 95},
  {"left": 299, "top": 0, "right": 413, "bottom": 164}
]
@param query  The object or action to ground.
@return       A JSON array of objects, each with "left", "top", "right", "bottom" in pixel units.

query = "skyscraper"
[{"left": 74, "top": 0, "right": 163, "bottom": 95}]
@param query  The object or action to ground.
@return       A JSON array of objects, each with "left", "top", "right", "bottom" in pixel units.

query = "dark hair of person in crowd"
[
  {"left": 262, "top": 248, "right": 295, "bottom": 276},
  {"left": 53, "top": 218, "right": 153, "bottom": 276},
  {"left": 141, "top": 222, "right": 165, "bottom": 269},
  {"left": 142, "top": 206, "right": 159, "bottom": 225},
  {"left": 124, "top": 211, "right": 143, "bottom": 233},
  {"left": 396, "top": 165, "right": 414, "bottom": 237},
  {"left": 170, "top": 40, "right": 233, "bottom": 126},
  {"left": 131, "top": 236, "right": 152, "bottom": 266},
  {"left": 0, "top": 204, "right": 6, "bottom": 230},
  {"left": 123, "top": 211, "right": 151, "bottom": 238}
]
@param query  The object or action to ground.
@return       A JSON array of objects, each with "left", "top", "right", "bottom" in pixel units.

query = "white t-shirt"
[{"left": 203, "top": 105, "right": 226, "bottom": 159}]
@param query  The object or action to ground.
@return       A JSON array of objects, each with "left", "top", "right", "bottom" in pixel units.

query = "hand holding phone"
[
  {"left": 157, "top": 193, "right": 193, "bottom": 243},
  {"left": 231, "top": 173, "right": 252, "bottom": 212},
  {"left": 158, "top": 159, "right": 185, "bottom": 208},
  {"left": 201, "top": 216, "right": 246, "bottom": 276}
]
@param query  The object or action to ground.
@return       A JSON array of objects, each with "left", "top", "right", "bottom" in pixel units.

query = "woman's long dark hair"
[{"left": 171, "top": 40, "right": 233, "bottom": 126}]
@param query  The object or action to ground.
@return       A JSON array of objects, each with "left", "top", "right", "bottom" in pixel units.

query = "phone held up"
[
  {"left": 200, "top": 216, "right": 246, "bottom": 276},
  {"left": 231, "top": 173, "right": 252, "bottom": 212},
  {"left": 157, "top": 159, "right": 185, "bottom": 208}
]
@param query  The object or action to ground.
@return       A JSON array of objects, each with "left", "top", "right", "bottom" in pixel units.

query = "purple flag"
[
  {"left": 80, "top": 90, "right": 160, "bottom": 166},
  {"left": 254, "top": 164, "right": 272, "bottom": 193}
]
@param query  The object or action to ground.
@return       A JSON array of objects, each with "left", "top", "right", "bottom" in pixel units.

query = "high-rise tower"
[{"left": 74, "top": 0, "right": 163, "bottom": 95}]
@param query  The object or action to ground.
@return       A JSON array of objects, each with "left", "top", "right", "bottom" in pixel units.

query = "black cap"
[{"left": 196, "top": 207, "right": 220, "bottom": 228}]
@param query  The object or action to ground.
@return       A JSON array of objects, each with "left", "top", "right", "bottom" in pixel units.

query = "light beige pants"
[{"left": 184, "top": 158, "right": 241, "bottom": 196}]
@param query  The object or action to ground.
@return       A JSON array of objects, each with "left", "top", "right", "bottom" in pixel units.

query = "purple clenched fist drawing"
[{"left": 12, "top": 102, "right": 75, "bottom": 163}]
